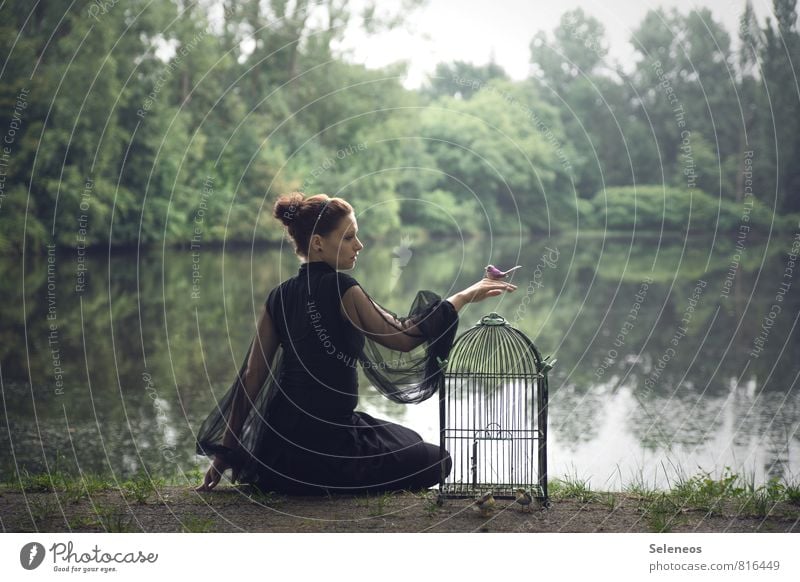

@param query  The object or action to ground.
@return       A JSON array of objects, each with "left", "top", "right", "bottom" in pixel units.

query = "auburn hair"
[{"left": 272, "top": 192, "right": 353, "bottom": 257}]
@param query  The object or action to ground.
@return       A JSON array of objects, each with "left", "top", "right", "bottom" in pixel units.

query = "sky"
[{"left": 335, "top": 0, "right": 777, "bottom": 89}]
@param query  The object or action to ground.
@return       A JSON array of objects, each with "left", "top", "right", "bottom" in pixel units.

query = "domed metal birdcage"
[{"left": 436, "top": 312, "right": 554, "bottom": 506}]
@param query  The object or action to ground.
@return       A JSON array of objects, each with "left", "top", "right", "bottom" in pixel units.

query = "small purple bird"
[{"left": 485, "top": 264, "right": 522, "bottom": 279}]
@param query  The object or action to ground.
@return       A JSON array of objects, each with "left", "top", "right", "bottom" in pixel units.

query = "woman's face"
[{"left": 316, "top": 212, "right": 364, "bottom": 270}]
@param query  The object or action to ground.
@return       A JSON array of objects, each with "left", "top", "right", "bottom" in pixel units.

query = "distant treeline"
[{"left": 1, "top": 0, "right": 799, "bottom": 253}]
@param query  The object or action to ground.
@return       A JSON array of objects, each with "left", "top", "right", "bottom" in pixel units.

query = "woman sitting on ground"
[{"left": 195, "top": 192, "right": 517, "bottom": 495}]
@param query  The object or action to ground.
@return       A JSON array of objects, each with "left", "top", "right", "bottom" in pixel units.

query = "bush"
[{"left": 589, "top": 185, "right": 797, "bottom": 232}]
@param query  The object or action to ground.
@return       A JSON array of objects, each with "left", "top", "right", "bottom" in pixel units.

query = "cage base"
[{"left": 438, "top": 482, "right": 547, "bottom": 501}]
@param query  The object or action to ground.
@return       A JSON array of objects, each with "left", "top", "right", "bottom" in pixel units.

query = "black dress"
[{"left": 196, "top": 260, "right": 458, "bottom": 495}]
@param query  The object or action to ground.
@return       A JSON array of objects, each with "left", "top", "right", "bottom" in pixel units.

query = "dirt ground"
[{"left": 2, "top": 485, "right": 798, "bottom": 533}]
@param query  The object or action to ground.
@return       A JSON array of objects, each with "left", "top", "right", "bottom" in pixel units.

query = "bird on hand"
[
  {"left": 485, "top": 264, "right": 522, "bottom": 280},
  {"left": 471, "top": 492, "right": 496, "bottom": 517},
  {"left": 515, "top": 488, "right": 533, "bottom": 512}
]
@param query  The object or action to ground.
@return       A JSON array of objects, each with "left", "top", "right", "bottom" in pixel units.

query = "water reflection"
[{"left": 1, "top": 234, "right": 798, "bottom": 490}]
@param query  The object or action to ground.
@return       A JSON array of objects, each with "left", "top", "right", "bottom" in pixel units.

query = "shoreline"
[
  {"left": 2, "top": 471, "right": 797, "bottom": 533},
  {"left": 4, "top": 227, "right": 795, "bottom": 257}
]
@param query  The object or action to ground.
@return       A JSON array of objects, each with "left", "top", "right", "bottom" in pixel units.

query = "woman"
[{"left": 195, "top": 192, "right": 517, "bottom": 495}]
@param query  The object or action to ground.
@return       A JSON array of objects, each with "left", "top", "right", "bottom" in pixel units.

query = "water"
[{"left": 1, "top": 232, "right": 798, "bottom": 490}]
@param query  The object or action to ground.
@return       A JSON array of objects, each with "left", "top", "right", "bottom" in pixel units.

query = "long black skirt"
[{"left": 250, "top": 410, "right": 452, "bottom": 495}]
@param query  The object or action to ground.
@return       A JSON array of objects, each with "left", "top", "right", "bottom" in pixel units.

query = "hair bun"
[
  {"left": 272, "top": 192, "right": 353, "bottom": 258},
  {"left": 273, "top": 192, "right": 305, "bottom": 226}
]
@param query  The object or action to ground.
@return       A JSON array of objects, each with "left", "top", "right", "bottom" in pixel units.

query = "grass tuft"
[
  {"left": 551, "top": 468, "right": 597, "bottom": 503},
  {"left": 120, "top": 471, "right": 164, "bottom": 504}
]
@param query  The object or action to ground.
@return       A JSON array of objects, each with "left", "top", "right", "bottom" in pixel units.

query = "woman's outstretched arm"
[
  {"left": 339, "top": 276, "right": 517, "bottom": 353},
  {"left": 340, "top": 285, "right": 429, "bottom": 352}
]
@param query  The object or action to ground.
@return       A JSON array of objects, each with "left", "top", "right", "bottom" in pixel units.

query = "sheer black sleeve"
[
  {"left": 194, "top": 297, "right": 283, "bottom": 484},
  {"left": 338, "top": 277, "right": 459, "bottom": 404}
]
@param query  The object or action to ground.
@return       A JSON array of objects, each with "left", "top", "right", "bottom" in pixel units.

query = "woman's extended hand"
[
  {"left": 447, "top": 277, "right": 517, "bottom": 311},
  {"left": 195, "top": 455, "right": 230, "bottom": 491}
]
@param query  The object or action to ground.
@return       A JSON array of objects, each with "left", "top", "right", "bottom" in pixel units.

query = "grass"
[
  {"left": 5, "top": 467, "right": 168, "bottom": 503},
  {"left": 29, "top": 495, "right": 61, "bottom": 526},
  {"left": 407, "top": 488, "right": 442, "bottom": 517},
  {"left": 623, "top": 466, "right": 661, "bottom": 503},
  {"left": 61, "top": 503, "right": 138, "bottom": 532},
  {"left": 120, "top": 470, "right": 164, "bottom": 504},
  {"left": 91, "top": 504, "right": 137, "bottom": 532},
  {"left": 736, "top": 474, "right": 795, "bottom": 516},
  {"left": 161, "top": 467, "right": 205, "bottom": 487},
  {"left": 638, "top": 467, "right": 800, "bottom": 531},
  {"left": 358, "top": 490, "right": 395, "bottom": 516},
  {"left": 659, "top": 467, "right": 798, "bottom": 517},
  {"left": 539, "top": 464, "right": 800, "bottom": 532},
  {"left": 6, "top": 464, "right": 799, "bottom": 533},
  {"left": 786, "top": 483, "right": 800, "bottom": 504},
  {"left": 549, "top": 468, "right": 598, "bottom": 503},
  {"left": 643, "top": 493, "right": 684, "bottom": 532},
  {"left": 599, "top": 491, "right": 619, "bottom": 511},
  {"left": 6, "top": 468, "right": 116, "bottom": 506},
  {"left": 244, "top": 487, "right": 284, "bottom": 506}
]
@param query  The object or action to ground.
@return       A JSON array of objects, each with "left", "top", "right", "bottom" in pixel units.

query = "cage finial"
[{"left": 480, "top": 312, "right": 506, "bottom": 326}]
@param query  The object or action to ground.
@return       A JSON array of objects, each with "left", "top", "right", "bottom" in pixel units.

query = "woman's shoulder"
[
  {"left": 264, "top": 271, "right": 360, "bottom": 308},
  {"left": 265, "top": 279, "right": 291, "bottom": 310},
  {"left": 325, "top": 270, "right": 361, "bottom": 296}
]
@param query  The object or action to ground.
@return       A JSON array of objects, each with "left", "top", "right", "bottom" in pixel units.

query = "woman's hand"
[
  {"left": 195, "top": 455, "right": 230, "bottom": 491},
  {"left": 447, "top": 277, "right": 517, "bottom": 311}
]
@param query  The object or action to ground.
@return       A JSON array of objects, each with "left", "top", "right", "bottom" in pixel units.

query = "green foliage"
[
  {"left": 786, "top": 483, "right": 800, "bottom": 505},
  {"left": 618, "top": 466, "right": 800, "bottom": 531},
  {"left": 588, "top": 185, "right": 798, "bottom": 232},
  {"left": 358, "top": 490, "right": 395, "bottom": 516},
  {"left": 2, "top": 0, "right": 799, "bottom": 256},
  {"left": 656, "top": 467, "right": 799, "bottom": 518},
  {"left": 91, "top": 504, "right": 137, "bottom": 532},
  {"left": 403, "top": 189, "right": 482, "bottom": 236},
  {"left": 0, "top": 185, "right": 48, "bottom": 252},
  {"left": 642, "top": 492, "right": 682, "bottom": 532},
  {"left": 8, "top": 467, "right": 118, "bottom": 506},
  {"left": 421, "top": 60, "right": 509, "bottom": 101},
  {"left": 530, "top": 8, "right": 609, "bottom": 85},
  {"left": 120, "top": 471, "right": 164, "bottom": 504},
  {"left": 670, "top": 467, "right": 745, "bottom": 510},
  {"left": 550, "top": 468, "right": 598, "bottom": 502},
  {"left": 29, "top": 496, "right": 61, "bottom": 527},
  {"left": 741, "top": 477, "right": 788, "bottom": 515},
  {"left": 761, "top": 0, "right": 800, "bottom": 212},
  {"left": 420, "top": 79, "right": 576, "bottom": 234}
]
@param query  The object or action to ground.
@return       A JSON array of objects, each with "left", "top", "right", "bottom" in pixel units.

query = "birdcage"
[{"left": 436, "top": 312, "right": 553, "bottom": 507}]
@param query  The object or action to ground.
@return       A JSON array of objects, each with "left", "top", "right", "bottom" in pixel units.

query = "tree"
[
  {"left": 736, "top": 0, "right": 764, "bottom": 202},
  {"left": 629, "top": 8, "right": 740, "bottom": 200},
  {"left": 529, "top": 9, "right": 639, "bottom": 196},
  {"left": 529, "top": 8, "right": 609, "bottom": 86},
  {"left": 420, "top": 60, "right": 509, "bottom": 101},
  {"left": 761, "top": 0, "right": 800, "bottom": 212},
  {"left": 420, "top": 79, "right": 574, "bottom": 235}
]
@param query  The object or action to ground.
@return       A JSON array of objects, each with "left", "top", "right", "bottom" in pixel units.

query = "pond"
[{"left": 2, "top": 231, "right": 798, "bottom": 491}]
